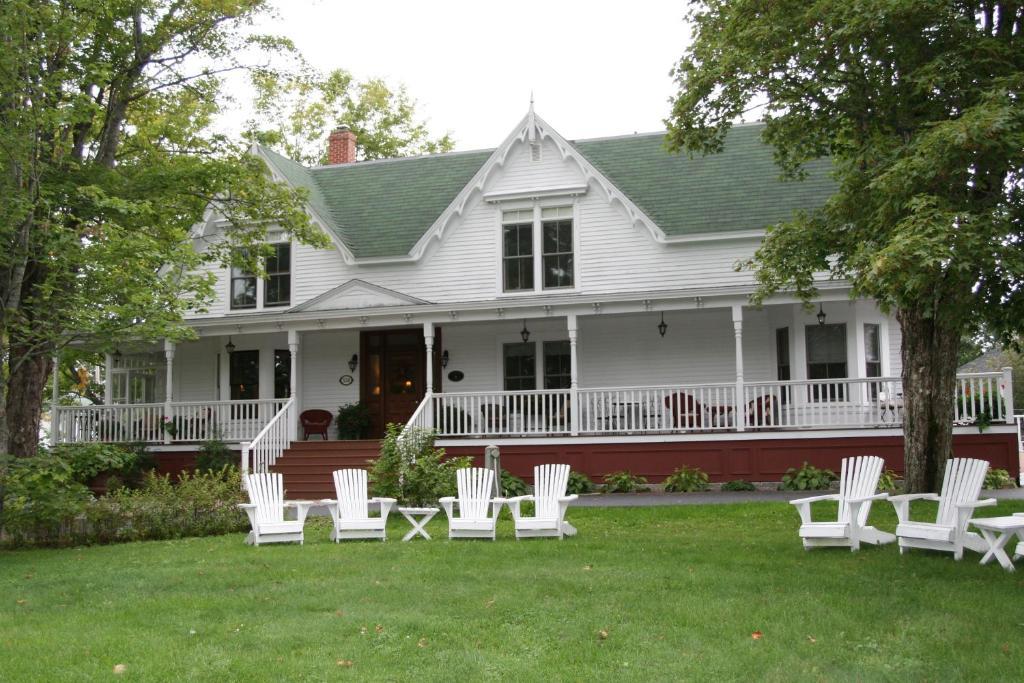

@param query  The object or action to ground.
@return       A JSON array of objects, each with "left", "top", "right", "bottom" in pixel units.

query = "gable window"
[
  {"left": 264, "top": 243, "right": 291, "bottom": 307},
  {"left": 503, "top": 342, "right": 536, "bottom": 390},
  {"left": 502, "top": 210, "right": 534, "bottom": 292},
  {"left": 541, "top": 207, "right": 574, "bottom": 289},
  {"left": 805, "top": 324, "right": 847, "bottom": 401},
  {"left": 230, "top": 249, "right": 257, "bottom": 310}
]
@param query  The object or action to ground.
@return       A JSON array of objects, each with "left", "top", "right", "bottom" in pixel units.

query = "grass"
[{"left": 2, "top": 501, "right": 1024, "bottom": 681}]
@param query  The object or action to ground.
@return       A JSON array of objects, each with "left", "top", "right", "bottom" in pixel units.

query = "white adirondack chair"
[
  {"left": 506, "top": 464, "right": 579, "bottom": 539},
  {"left": 238, "top": 472, "right": 313, "bottom": 546},
  {"left": 321, "top": 469, "right": 396, "bottom": 541},
  {"left": 439, "top": 467, "right": 506, "bottom": 540},
  {"left": 790, "top": 455, "right": 894, "bottom": 551},
  {"left": 890, "top": 457, "right": 996, "bottom": 560}
]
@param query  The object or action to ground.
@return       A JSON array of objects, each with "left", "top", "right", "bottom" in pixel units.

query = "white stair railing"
[{"left": 241, "top": 397, "right": 295, "bottom": 475}]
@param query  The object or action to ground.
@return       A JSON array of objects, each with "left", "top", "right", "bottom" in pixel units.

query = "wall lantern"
[
  {"left": 441, "top": 349, "right": 450, "bottom": 368},
  {"left": 520, "top": 320, "right": 531, "bottom": 343},
  {"left": 816, "top": 303, "right": 827, "bottom": 326},
  {"left": 348, "top": 354, "right": 359, "bottom": 372},
  {"left": 657, "top": 312, "right": 668, "bottom": 338},
  {"left": 112, "top": 348, "right": 123, "bottom": 362},
  {"left": 224, "top": 337, "right": 236, "bottom": 354}
]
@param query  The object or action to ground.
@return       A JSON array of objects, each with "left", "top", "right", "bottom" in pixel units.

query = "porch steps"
[{"left": 271, "top": 439, "right": 382, "bottom": 499}]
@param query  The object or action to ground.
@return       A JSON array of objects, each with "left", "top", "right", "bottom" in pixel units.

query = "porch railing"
[
  {"left": 241, "top": 397, "right": 295, "bottom": 475},
  {"left": 53, "top": 399, "right": 287, "bottom": 444},
  {"left": 427, "top": 371, "right": 1012, "bottom": 438}
]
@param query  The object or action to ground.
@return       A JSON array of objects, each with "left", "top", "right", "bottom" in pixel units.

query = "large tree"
[
  {"left": 666, "top": 1, "right": 1024, "bottom": 491},
  {"left": 244, "top": 67, "right": 454, "bottom": 164},
  {"left": 0, "top": 0, "right": 329, "bottom": 457}
]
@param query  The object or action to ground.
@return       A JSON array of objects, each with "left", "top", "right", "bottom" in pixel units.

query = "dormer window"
[{"left": 501, "top": 206, "right": 576, "bottom": 293}]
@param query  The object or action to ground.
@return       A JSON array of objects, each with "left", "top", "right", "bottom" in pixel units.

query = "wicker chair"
[{"left": 300, "top": 409, "right": 333, "bottom": 440}]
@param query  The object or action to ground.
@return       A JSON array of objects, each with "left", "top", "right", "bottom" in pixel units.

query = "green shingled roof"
[
  {"left": 572, "top": 124, "right": 835, "bottom": 237},
  {"left": 258, "top": 123, "right": 834, "bottom": 258}
]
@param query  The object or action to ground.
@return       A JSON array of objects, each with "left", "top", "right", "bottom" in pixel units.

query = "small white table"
[
  {"left": 971, "top": 515, "right": 1024, "bottom": 571},
  {"left": 397, "top": 506, "right": 440, "bottom": 542}
]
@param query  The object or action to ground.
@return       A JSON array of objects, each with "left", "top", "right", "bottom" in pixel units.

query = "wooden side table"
[
  {"left": 970, "top": 515, "right": 1024, "bottom": 571},
  {"left": 397, "top": 506, "right": 439, "bottom": 542}
]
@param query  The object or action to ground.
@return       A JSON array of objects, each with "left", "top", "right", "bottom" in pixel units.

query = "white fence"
[
  {"left": 428, "top": 372, "right": 1011, "bottom": 438},
  {"left": 54, "top": 399, "right": 287, "bottom": 444}
]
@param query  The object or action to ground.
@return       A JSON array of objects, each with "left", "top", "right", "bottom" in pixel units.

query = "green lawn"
[{"left": 2, "top": 501, "right": 1023, "bottom": 681}]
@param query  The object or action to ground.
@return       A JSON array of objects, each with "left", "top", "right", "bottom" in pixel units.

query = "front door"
[{"left": 362, "top": 329, "right": 433, "bottom": 437}]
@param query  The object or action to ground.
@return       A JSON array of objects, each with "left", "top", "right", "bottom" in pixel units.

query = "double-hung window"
[
  {"left": 230, "top": 249, "right": 257, "bottom": 310},
  {"left": 503, "top": 343, "right": 536, "bottom": 390},
  {"left": 805, "top": 324, "right": 848, "bottom": 401},
  {"left": 264, "top": 243, "right": 291, "bottom": 307},
  {"left": 501, "top": 206, "right": 575, "bottom": 293}
]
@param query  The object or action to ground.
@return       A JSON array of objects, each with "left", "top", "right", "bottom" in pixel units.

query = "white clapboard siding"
[{"left": 299, "top": 329, "right": 360, "bottom": 438}]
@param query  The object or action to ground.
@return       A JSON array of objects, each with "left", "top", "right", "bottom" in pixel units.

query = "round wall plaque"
[
  {"left": 447, "top": 370, "right": 465, "bottom": 382},
  {"left": 338, "top": 374, "right": 354, "bottom": 386}
]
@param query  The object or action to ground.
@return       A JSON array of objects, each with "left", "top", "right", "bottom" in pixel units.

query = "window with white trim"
[
  {"left": 805, "top": 324, "right": 848, "bottom": 401},
  {"left": 264, "top": 243, "right": 291, "bottom": 307},
  {"left": 230, "top": 248, "right": 257, "bottom": 310},
  {"left": 541, "top": 207, "right": 574, "bottom": 289},
  {"left": 502, "top": 210, "right": 534, "bottom": 292},
  {"left": 503, "top": 343, "right": 536, "bottom": 390},
  {"left": 500, "top": 206, "right": 575, "bottom": 293}
]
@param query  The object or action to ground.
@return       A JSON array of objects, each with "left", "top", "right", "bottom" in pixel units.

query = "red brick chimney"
[{"left": 327, "top": 125, "right": 357, "bottom": 165}]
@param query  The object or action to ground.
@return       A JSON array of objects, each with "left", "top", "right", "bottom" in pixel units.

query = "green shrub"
[
  {"left": 877, "top": 469, "right": 902, "bottom": 493},
  {"left": 663, "top": 465, "right": 710, "bottom": 492},
  {"left": 47, "top": 442, "right": 152, "bottom": 485},
  {"left": 780, "top": 462, "right": 837, "bottom": 491},
  {"left": 336, "top": 402, "right": 371, "bottom": 440},
  {"left": 369, "top": 425, "right": 472, "bottom": 506},
  {"left": 984, "top": 468, "right": 1015, "bottom": 490},
  {"left": 0, "top": 454, "right": 93, "bottom": 545},
  {"left": 721, "top": 479, "right": 756, "bottom": 492},
  {"left": 603, "top": 470, "right": 648, "bottom": 493},
  {"left": 567, "top": 470, "right": 595, "bottom": 494},
  {"left": 196, "top": 436, "right": 235, "bottom": 473},
  {"left": 500, "top": 470, "right": 528, "bottom": 497}
]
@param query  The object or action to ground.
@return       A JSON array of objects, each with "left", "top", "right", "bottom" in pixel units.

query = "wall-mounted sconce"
[
  {"left": 112, "top": 348, "right": 123, "bottom": 361},
  {"left": 441, "top": 349, "right": 450, "bottom": 368},
  {"left": 520, "top": 320, "right": 531, "bottom": 343},
  {"left": 657, "top": 312, "right": 668, "bottom": 338},
  {"left": 816, "top": 303, "right": 827, "bottom": 326},
  {"left": 348, "top": 353, "right": 359, "bottom": 372},
  {"left": 224, "top": 337, "right": 236, "bottom": 354}
]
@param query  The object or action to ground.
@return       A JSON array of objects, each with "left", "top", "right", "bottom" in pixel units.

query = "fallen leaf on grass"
[
  {"left": 15, "top": 600, "right": 26, "bottom": 606},
  {"left": 598, "top": 629, "right": 609, "bottom": 640},
  {"left": 359, "top": 626, "right": 368, "bottom": 635},
  {"left": 417, "top": 638, "right": 428, "bottom": 648},
  {"left": 751, "top": 631, "right": 763, "bottom": 640},
  {"left": 582, "top": 564, "right": 593, "bottom": 571},
  {"left": 375, "top": 624, "right": 384, "bottom": 634},
  {"left": 1001, "top": 643, "right": 1010, "bottom": 654},
  {"left": 336, "top": 659, "right": 354, "bottom": 667},
  {"left": 807, "top": 635, "right": 816, "bottom": 644},
  {"left": 113, "top": 664, "right": 127, "bottom": 674},
  {"left": 484, "top": 599, "right": 495, "bottom": 608}
]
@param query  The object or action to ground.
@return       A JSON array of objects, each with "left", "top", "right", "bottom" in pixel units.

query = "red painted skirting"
[{"left": 443, "top": 432, "right": 1020, "bottom": 483}]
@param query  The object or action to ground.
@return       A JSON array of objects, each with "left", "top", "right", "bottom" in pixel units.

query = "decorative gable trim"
[{"left": 288, "top": 279, "right": 431, "bottom": 313}]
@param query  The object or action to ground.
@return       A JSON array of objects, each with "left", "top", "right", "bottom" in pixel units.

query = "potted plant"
[{"left": 336, "top": 402, "right": 371, "bottom": 440}]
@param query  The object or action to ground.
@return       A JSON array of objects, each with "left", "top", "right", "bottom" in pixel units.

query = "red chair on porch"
[
  {"left": 663, "top": 393, "right": 704, "bottom": 429},
  {"left": 746, "top": 395, "right": 780, "bottom": 429},
  {"left": 300, "top": 409, "right": 333, "bottom": 440}
]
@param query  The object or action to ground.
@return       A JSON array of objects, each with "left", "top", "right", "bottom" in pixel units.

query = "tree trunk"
[
  {"left": 5, "top": 348, "right": 52, "bottom": 457},
  {"left": 898, "top": 306, "right": 962, "bottom": 492}
]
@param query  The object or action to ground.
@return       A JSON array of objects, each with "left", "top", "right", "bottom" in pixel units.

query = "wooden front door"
[{"left": 361, "top": 329, "right": 431, "bottom": 438}]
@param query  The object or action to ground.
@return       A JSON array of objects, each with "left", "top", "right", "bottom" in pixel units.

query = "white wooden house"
[{"left": 52, "top": 108, "right": 1018, "bottom": 493}]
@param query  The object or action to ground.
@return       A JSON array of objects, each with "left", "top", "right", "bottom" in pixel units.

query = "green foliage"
[
  {"left": 721, "top": 479, "right": 757, "bottom": 492},
  {"left": 566, "top": 470, "right": 595, "bottom": 495},
  {"left": 246, "top": 67, "right": 454, "bottom": 164},
  {"left": 663, "top": 465, "right": 710, "bottom": 493},
  {"left": 877, "top": 469, "right": 902, "bottom": 494},
  {"left": 500, "top": 470, "right": 528, "bottom": 498},
  {"left": 665, "top": 1, "right": 1024, "bottom": 492},
  {"left": 0, "top": 454, "right": 93, "bottom": 544},
  {"left": 368, "top": 425, "right": 471, "bottom": 507},
  {"left": 602, "top": 470, "right": 648, "bottom": 493},
  {"left": 984, "top": 468, "right": 1016, "bottom": 490},
  {"left": 336, "top": 402, "right": 371, "bottom": 440},
  {"left": 196, "top": 437, "right": 236, "bottom": 473},
  {"left": 46, "top": 443, "right": 152, "bottom": 485},
  {"left": 780, "top": 462, "right": 837, "bottom": 492}
]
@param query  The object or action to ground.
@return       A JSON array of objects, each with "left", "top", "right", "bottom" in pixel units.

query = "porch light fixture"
[
  {"left": 348, "top": 354, "right": 359, "bottom": 372},
  {"left": 520, "top": 320, "right": 530, "bottom": 343},
  {"left": 441, "top": 349, "right": 450, "bottom": 368},
  {"left": 816, "top": 303, "right": 827, "bottom": 326},
  {"left": 224, "top": 337, "right": 236, "bottom": 354},
  {"left": 657, "top": 312, "right": 668, "bottom": 337},
  {"left": 112, "top": 348, "right": 122, "bottom": 362}
]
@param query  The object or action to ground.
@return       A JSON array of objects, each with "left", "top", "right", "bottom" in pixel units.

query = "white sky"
[{"left": 227, "top": 0, "right": 691, "bottom": 151}]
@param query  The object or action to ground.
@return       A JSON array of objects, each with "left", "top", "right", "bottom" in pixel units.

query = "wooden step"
[{"left": 271, "top": 439, "right": 382, "bottom": 498}]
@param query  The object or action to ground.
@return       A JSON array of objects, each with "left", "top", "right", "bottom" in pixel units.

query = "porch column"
[
  {"left": 104, "top": 353, "right": 114, "bottom": 405},
  {"left": 164, "top": 339, "right": 176, "bottom": 444},
  {"left": 288, "top": 329, "right": 299, "bottom": 441},
  {"left": 732, "top": 305, "right": 745, "bottom": 432},
  {"left": 568, "top": 313, "right": 579, "bottom": 436},
  {"left": 50, "top": 355, "right": 61, "bottom": 444},
  {"left": 423, "top": 321, "right": 435, "bottom": 430},
  {"left": 1002, "top": 366, "right": 1015, "bottom": 423}
]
